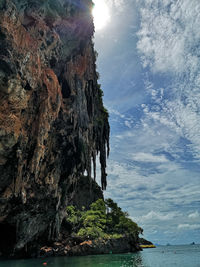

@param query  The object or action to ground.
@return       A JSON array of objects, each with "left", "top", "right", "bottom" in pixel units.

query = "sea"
[{"left": 0, "top": 245, "right": 199, "bottom": 267}]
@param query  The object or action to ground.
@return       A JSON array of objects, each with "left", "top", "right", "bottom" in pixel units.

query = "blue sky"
[{"left": 93, "top": 0, "right": 200, "bottom": 245}]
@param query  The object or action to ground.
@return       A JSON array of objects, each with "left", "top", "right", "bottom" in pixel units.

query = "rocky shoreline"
[{"left": 38, "top": 237, "right": 142, "bottom": 258}]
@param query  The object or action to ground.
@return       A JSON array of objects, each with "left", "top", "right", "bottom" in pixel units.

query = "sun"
[{"left": 92, "top": 0, "right": 110, "bottom": 30}]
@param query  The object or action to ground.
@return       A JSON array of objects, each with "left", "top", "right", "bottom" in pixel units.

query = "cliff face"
[{"left": 0, "top": 0, "right": 109, "bottom": 257}]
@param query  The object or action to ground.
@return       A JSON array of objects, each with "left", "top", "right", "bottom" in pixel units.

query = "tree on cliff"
[
  {"left": 105, "top": 198, "right": 143, "bottom": 238},
  {"left": 65, "top": 198, "right": 143, "bottom": 240},
  {"left": 77, "top": 199, "right": 106, "bottom": 239}
]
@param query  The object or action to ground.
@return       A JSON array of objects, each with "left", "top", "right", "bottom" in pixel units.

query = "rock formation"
[
  {"left": 38, "top": 237, "right": 141, "bottom": 258},
  {"left": 0, "top": 0, "right": 109, "bottom": 257}
]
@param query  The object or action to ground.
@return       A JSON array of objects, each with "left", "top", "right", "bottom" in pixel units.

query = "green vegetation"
[{"left": 65, "top": 199, "right": 143, "bottom": 241}]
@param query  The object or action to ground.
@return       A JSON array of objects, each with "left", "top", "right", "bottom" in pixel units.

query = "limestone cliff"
[{"left": 0, "top": 0, "right": 109, "bottom": 257}]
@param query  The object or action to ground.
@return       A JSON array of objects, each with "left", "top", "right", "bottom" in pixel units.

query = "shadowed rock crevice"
[
  {"left": 0, "top": 0, "right": 109, "bottom": 257},
  {"left": 0, "top": 223, "right": 16, "bottom": 256}
]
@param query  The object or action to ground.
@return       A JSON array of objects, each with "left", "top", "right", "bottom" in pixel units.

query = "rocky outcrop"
[
  {"left": 0, "top": 0, "right": 109, "bottom": 257},
  {"left": 139, "top": 238, "right": 156, "bottom": 248},
  {"left": 68, "top": 175, "right": 103, "bottom": 210},
  {"left": 38, "top": 237, "right": 141, "bottom": 258},
  {"left": 139, "top": 238, "right": 154, "bottom": 246},
  {"left": 68, "top": 237, "right": 141, "bottom": 256}
]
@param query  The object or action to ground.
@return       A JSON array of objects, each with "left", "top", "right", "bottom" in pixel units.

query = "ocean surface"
[{"left": 0, "top": 245, "right": 199, "bottom": 267}]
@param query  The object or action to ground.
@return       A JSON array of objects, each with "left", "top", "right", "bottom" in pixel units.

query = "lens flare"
[{"left": 92, "top": 0, "right": 110, "bottom": 30}]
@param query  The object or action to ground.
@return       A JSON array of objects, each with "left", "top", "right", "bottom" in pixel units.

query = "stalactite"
[
  {"left": 0, "top": 0, "right": 110, "bottom": 255},
  {"left": 100, "top": 145, "right": 107, "bottom": 190},
  {"left": 92, "top": 151, "right": 96, "bottom": 181}
]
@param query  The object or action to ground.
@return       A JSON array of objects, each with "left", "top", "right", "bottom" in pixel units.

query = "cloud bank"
[
  {"left": 137, "top": 0, "right": 200, "bottom": 159},
  {"left": 95, "top": 0, "right": 200, "bottom": 244}
]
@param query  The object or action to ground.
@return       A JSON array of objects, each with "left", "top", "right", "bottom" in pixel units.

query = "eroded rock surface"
[
  {"left": 0, "top": 0, "right": 109, "bottom": 257},
  {"left": 38, "top": 237, "right": 141, "bottom": 258}
]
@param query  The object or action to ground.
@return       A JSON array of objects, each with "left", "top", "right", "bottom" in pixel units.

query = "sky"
[{"left": 93, "top": 0, "right": 200, "bottom": 245}]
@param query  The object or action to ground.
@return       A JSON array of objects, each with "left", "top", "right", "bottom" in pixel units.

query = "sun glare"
[{"left": 92, "top": 0, "right": 110, "bottom": 30}]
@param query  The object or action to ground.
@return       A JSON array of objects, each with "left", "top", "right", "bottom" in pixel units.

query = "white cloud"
[
  {"left": 138, "top": 211, "right": 175, "bottom": 222},
  {"left": 137, "top": 0, "right": 200, "bottom": 160},
  {"left": 178, "top": 224, "right": 200, "bottom": 230},
  {"left": 102, "top": 153, "right": 200, "bottom": 245},
  {"left": 124, "top": 120, "right": 132, "bottom": 128},
  {"left": 112, "top": 0, "right": 125, "bottom": 8},
  {"left": 137, "top": 0, "right": 200, "bottom": 74},
  {"left": 131, "top": 152, "right": 169, "bottom": 163},
  {"left": 107, "top": 0, "right": 126, "bottom": 11},
  {"left": 188, "top": 211, "right": 200, "bottom": 219},
  {"left": 109, "top": 108, "right": 125, "bottom": 118}
]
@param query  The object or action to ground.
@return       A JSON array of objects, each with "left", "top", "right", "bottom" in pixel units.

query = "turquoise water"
[{"left": 0, "top": 245, "right": 200, "bottom": 267}]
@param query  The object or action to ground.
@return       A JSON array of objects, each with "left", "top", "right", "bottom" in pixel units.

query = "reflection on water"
[
  {"left": 0, "top": 253, "right": 144, "bottom": 267},
  {"left": 0, "top": 245, "right": 200, "bottom": 267},
  {"left": 51, "top": 252, "right": 144, "bottom": 267}
]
